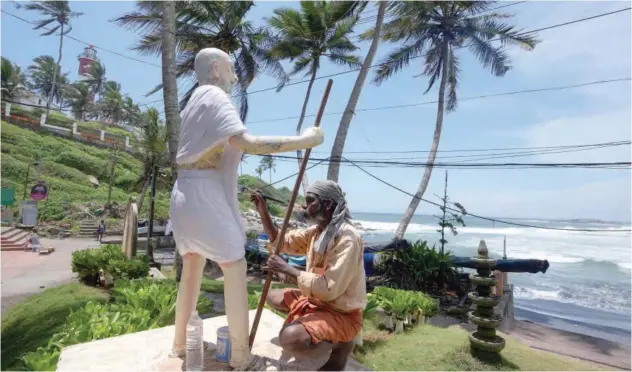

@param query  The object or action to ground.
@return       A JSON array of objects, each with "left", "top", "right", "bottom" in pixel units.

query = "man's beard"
[
  {"left": 302, "top": 207, "right": 328, "bottom": 226},
  {"left": 217, "top": 78, "right": 233, "bottom": 95}
]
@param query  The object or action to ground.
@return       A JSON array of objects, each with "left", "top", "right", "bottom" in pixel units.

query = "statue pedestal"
[{"left": 56, "top": 309, "right": 367, "bottom": 371}]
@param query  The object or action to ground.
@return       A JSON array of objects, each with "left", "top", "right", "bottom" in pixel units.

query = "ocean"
[{"left": 353, "top": 212, "right": 632, "bottom": 345}]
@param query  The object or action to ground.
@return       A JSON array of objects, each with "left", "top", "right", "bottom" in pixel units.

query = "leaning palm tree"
[
  {"left": 27, "top": 55, "right": 69, "bottom": 105},
  {"left": 1, "top": 57, "right": 27, "bottom": 100},
  {"left": 327, "top": 1, "right": 388, "bottom": 182},
  {"left": 266, "top": 1, "right": 363, "bottom": 195},
  {"left": 370, "top": 1, "right": 538, "bottom": 239},
  {"left": 19, "top": 1, "right": 83, "bottom": 116},
  {"left": 113, "top": 1, "right": 288, "bottom": 122}
]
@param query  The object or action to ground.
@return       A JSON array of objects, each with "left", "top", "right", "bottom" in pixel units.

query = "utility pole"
[{"left": 147, "top": 164, "right": 158, "bottom": 267}]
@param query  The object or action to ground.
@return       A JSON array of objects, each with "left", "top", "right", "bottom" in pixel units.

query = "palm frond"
[
  {"left": 467, "top": 34, "right": 510, "bottom": 76},
  {"left": 446, "top": 50, "right": 460, "bottom": 112},
  {"left": 374, "top": 38, "right": 426, "bottom": 85}
]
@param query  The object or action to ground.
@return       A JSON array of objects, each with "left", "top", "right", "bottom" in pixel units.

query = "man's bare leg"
[
  {"left": 171, "top": 253, "right": 206, "bottom": 357},
  {"left": 266, "top": 289, "right": 290, "bottom": 313},
  {"left": 279, "top": 322, "right": 354, "bottom": 371}
]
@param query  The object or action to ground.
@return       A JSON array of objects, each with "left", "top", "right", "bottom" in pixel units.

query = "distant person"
[
  {"left": 97, "top": 220, "right": 106, "bottom": 242},
  {"left": 251, "top": 180, "right": 366, "bottom": 371}
]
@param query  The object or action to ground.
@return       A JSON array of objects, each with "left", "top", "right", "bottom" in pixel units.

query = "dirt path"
[{"left": 1, "top": 238, "right": 98, "bottom": 316}]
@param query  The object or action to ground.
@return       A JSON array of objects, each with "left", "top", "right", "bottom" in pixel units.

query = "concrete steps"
[
  {"left": 79, "top": 220, "right": 98, "bottom": 238},
  {"left": 1, "top": 227, "right": 29, "bottom": 251}
]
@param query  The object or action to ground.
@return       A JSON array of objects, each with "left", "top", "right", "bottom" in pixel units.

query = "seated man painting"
[{"left": 251, "top": 180, "right": 366, "bottom": 371}]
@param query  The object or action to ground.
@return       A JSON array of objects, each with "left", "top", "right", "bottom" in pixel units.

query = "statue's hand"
[{"left": 301, "top": 127, "right": 324, "bottom": 148}]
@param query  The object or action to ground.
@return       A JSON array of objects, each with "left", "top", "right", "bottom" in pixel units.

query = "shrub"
[
  {"left": 71, "top": 245, "right": 148, "bottom": 285},
  {"left": 21, "top": 279, "right": 212, "bottom": 371},
  {"left": 376, "top": 240, "right": 457, "bottom": 293}
]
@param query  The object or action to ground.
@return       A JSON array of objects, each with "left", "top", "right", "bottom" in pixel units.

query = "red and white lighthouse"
[{"left": 77, "top": 46, "right": 98, "bottom": 102}]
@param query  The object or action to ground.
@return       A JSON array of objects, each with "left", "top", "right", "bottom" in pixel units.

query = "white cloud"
[
  {"left": 508, "top": 2, "right": 632, "bottom": 79},
  {"left": 458, "top": 175, "right": 631, "bottom": 222},
  {"left": 510, "top": 110, "right": 632, "bottom": 163}
]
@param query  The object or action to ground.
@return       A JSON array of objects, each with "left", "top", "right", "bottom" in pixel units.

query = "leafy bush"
[
  {"left": 376, "top": 240, "right": 457, "bottom": 293},
  {"left": 21, "top": 279, "right": 212, "bottom": 371},
  {"left": 71, "top": 245, "right": 148, "bottom": 285}
]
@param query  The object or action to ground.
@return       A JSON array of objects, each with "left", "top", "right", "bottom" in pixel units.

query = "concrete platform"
[{"left": 56, "top": 309, "right": 369, "bottom": 371}]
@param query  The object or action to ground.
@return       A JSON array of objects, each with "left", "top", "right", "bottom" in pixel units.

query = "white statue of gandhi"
[{"left": 169, "top": 48, "right": 324, "bottom": 370}]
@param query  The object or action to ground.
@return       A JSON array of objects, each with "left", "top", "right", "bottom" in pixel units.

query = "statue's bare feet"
[
  {"left": 169, "top": 343, "right": 186, "bottom": 358},
  {"left": 231, "top": 354, "right": 273, "bottom": 371}
]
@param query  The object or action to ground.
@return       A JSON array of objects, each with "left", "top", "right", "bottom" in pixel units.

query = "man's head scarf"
[{"left": 305, "top": 180, "right": 352, "bottom": 255}]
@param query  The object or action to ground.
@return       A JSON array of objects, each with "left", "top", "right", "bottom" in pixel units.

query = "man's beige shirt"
[{"left": 269, "top": 222, "right": 367, "bottom": 312}]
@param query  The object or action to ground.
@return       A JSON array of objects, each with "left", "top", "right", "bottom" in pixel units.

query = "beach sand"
[{"left": 509, "top": 320, "right": 631, "bottom": 371}]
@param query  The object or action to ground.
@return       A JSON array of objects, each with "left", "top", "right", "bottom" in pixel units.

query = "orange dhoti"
[{"left": 282, "top": 288, "right": 363, "bottom": 344}]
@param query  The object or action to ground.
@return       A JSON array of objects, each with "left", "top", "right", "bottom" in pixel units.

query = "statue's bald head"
[{"left": 194, "top": 48, "right": 238, "bottom": 94}]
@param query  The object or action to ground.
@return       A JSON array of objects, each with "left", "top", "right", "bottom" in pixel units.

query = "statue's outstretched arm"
[{"left": 228, "top": 127, "right": 324, "bottom": 155}]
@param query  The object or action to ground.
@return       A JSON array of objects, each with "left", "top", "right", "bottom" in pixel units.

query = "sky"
[{"left": 2, "top": 1, "right": 631, "bottom": 222}]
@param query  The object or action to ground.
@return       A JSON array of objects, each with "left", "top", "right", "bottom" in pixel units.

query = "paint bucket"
[{"left": 216, "top": 326, "right": 231, "bottom": 363}]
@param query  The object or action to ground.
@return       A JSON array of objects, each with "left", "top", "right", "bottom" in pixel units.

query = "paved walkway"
[{"left": 1, "top": 238, "right": 99, "bottom": 315}]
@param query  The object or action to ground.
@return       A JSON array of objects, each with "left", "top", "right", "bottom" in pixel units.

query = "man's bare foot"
[
  {"left": 169, "top": 343, "right": 186, "bottom": 358},
  {"left": 232, "top": 354, "right": 271, "bottom": 371},
  {"left": 318, "top": 341, "right": 354, "bottom": 371}
]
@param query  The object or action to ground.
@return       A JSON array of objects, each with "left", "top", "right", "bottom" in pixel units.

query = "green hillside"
[{"left": 1, "top": 121, "right": 294, "bottom": 230}]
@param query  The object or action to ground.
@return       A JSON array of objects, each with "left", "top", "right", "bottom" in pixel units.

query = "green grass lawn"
[
  {"left": 354, "top": 317, "right": 603, "bottom": 371},
  {"left": 1, "top": 283, "right": 109, "bottom": 371}
]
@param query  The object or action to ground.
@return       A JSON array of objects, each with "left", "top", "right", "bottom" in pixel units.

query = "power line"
[
  {"left": 313, "top": 141, "right": 631, "bottom": 155},
  {"left": 243, "top": 7, "right": 631, "bottom": 98},
  {"left": 248, "top": 77, "right": 632, "bottom": 124},
  {"left": 259, "top": 154, "right": 631, "bottom": 170},
  {"left": 339, "top": 156, "right": 631, "bottom": 232},
  {"left": 1, "top": 10, "right": 161, "bottom": 68}
]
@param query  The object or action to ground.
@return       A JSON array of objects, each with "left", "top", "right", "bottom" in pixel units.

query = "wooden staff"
[{"left": 249, "top": 79, "right": 334, "bottom": 349}]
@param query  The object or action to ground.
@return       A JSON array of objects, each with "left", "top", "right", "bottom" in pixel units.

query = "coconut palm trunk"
[
  {"left": 394, "top": 44, "right": 450, "bottom": 240},
  {"left": 161, "top": 1, "right": 181, "bottom": 177},
  {"left": 46, "top": 23, "right": 63, "bottom": 117},
  {"left": 327, "top": 1, "right": 387, "bottom": 182},
  {"left": 161, "top": 1, "right": 183, "bottom": 279},
  {"left": 295, "top": 67, "right": 318, "bottom": 196}
]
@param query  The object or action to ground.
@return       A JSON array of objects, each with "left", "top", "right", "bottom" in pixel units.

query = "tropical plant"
[
  {"left": 132, "top": 108, "right": 168, "bottom": 212},
  {"left": 364, "top": 1, "right": 538, "bottom": 238},
  {"left": 255, "top": 166, "right": 264, "bottom": 180},
  {"left": 259, "top": 155, "right": 276, "bottom": 184},
  {"left": 82, "top": 60, "right": 107, "bottom": 100},
  {"left": 63, "top": 82, "right": 92, "bottom": 120},
  {"left": 435, "top": 171, "right": 467, "bottom": 254},
  {"left": 113, "top": 1, "right": 288, "bottom": 122},
  {"left": 18, "top": 0, "right": 83, "bottom": 116},
  {"left": 27, "top": 55, "right": 69, "bottom": 105},
  {"left": 327, "top": 1, "right": 388, "bottom": 182},
  {"left": 376, "top": 240, "right": 457, "bottom": 293},
  {"left": 266, "top": 1, "right": 363, "bottom": 194},
  {"left": 1, "top": 57, "right": 27, "bottom": 100}
]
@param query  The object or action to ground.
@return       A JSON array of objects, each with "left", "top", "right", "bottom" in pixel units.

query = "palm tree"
[
  {"left": 240, "top": 153, "right": 248, "bottom": 176},
  {"left": 370, "top": 1, "right": 538, "bottom": 239},
  {"left": 133, "top": 108, "right": 168, "bottom": 212},
  {"left": 64, "top": 82, "right": 92, "bottom": 120},
  {"left": 27, "top": 55, "right": 69, "bottom": 105},
  {"left": 160, "top": 0, "right": 183, "bottom": 281},
  {"left": 266, "top": 1, "right": 363, "bottom": 195},
  {"left": 19, "top": 1, "right": 83, "bottom": 116},
  {"left": 113, "top": 1, "right": 288, "bottom": 121},
  {"left": 327, "top": 1, "right": 388, "bottom": 182},
  {"left": 122, "top": 96, "right": 142, "bottom": 127},
  {"left": 1, "top": 57, "right": 27, "bottom": 100},
  {"left": 259, "top": 155, "right": 276, "bottom": 184},
  {"left": 82, "top": 60, "right": 107, "bottom": 100},
  {"left": 99, "top": 87, "right": 124, "bottom": 124}
]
